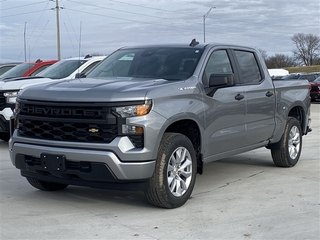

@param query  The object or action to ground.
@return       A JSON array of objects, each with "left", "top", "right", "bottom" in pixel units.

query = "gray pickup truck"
[{"left": 9, "top": 41, "right": 312, "bottom": 208}]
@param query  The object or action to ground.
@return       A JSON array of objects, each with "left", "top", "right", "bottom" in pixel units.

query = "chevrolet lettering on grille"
[{"left": 21, "top": 106, "right": 101, "bottom": 117}]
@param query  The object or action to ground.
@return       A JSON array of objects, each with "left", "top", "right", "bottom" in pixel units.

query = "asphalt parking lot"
[{"left": 0, "top": 103, "right": 319, "bottom": 240}]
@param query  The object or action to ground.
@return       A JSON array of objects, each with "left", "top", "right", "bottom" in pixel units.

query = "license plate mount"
[{"left": 40, "top": 153, "right": 66, "bottom": 171}]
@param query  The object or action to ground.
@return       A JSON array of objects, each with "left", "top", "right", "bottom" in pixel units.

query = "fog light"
[
  {"left": 122, "top": 125, "right": 136, "bottom": 134},
  {"left": 122, "top": 125, "right": 144, "bottom": 134}
]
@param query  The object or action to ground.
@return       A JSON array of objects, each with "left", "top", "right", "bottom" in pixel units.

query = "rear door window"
[{"left": 234, "top": 50, "right": 262, "bottom": 84}]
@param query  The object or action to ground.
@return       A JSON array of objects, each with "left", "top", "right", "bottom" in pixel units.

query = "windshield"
[
  {"left": 87, "top": 47, "right": 204, "bottom": 80},
  {"left": 0, "top": 63, "right": 35, "bottom": 80},
  {"left": 37, "top": 59, "right": 88, "bottom": 79}
]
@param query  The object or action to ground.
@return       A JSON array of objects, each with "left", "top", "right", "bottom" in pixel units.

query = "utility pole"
[
  {"left": 51, "top": 0, "right": 64, "bottom": 60},
  {"left": 55, "top": 0, "right": 61, "bottom": 60}
]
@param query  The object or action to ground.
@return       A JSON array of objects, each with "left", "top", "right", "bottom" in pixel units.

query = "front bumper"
[{"left": 9, "top": 140, "right": 156, "bottom": 187}]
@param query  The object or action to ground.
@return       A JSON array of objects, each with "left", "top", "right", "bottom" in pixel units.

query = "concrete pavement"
[{"left": 0, "top": 103, "right": 319, "bottom": 240}]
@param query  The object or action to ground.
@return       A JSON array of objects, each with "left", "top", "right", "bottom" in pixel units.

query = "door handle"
[
  {"left": 235, "top": 93, "right": 244, "bottom": 101},
  {"left": 266, "top": 91, "right": 274, "bottom": 97}
]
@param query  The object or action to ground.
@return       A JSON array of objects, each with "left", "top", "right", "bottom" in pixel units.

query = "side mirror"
[
  {"left": 209, "top": 73, "right": 235, "bottom": 87},
  {"left": 75, "top": 73, "right": 86, "bottom": 78}
]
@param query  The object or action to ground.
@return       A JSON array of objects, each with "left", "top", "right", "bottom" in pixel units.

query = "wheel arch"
[
  {"left": 287, "top": 105, "right": 307, "bottom": 135},
  {"left": 268, "top": 104, "right": 306, "bottom": 150},
  {"left": 164, "top": 119, "right": 203, "bottom": 175}
]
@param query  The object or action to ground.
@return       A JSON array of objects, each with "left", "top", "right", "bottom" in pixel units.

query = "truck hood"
[
  {"left": 0, "top": 76, "right": 58, "bottom": 91},
  {"left": 18, "top": 77, "right": 182, "bottom": 102}
]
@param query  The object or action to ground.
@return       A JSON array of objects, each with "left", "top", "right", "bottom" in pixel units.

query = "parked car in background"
[
  {"left": 268, "top": 68, "right": 289, "bottom": 79},
  {"left": 0, "top": 62, "right": 22, "bottom": 76},
  {"left": 0, "top": 55, "right": 105, "bottom": 141},
  {"left": 298, "top": 73, "right": 320, "bottom": 82},
  {"left": 281, "top": 73, "right": 307, "bottom": 80},
  {"left": 0, "top": 59, "right": 58, "bottom": 80},
  {"left": 310, "top": 76, "right": 320, "bottom": 102},
  {"left": 271, "top": 75, "right": 285, "bottom": 80},
  {"left": 281, "top": 72, "right": 319, "bottom": 82},
  {"left": 36, "top": 55, "right": 106, "bottom": 80}
]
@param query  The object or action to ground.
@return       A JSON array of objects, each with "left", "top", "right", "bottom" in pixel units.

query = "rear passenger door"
[
  {"left": 233, "top": 49, "right": 276, "bottom": 146},
  {"left": 202, "top": 49, "right": 246, "bottom": 160}
]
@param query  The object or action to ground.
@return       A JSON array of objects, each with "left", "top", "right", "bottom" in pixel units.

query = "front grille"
[
  {"left": 17, "top": 100, "right": 145, "bottom": 147},
  {"left": 18, "top": 101, "right": 118, "bottom": 143},
  {"left": 19, "top": 118, "right": 118, "bottom": 142}
]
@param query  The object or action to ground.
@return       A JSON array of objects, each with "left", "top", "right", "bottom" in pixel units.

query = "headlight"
[
  {"left": 114, "top": 100, "right": 152, "bottom": 135},
  {"left": 4, "top": 91, "right": 19, "bottom": 104},
  {"left": 114, "top": 100, "right": 152, "bottom": 117}
]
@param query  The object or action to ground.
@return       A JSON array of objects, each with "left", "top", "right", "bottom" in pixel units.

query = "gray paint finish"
[{"left": 9, "top": 43, "right": 311, "bottom": 183}]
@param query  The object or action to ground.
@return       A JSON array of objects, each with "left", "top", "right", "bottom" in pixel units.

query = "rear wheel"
[
  {"left": 26, "top": 177, "right": 68, "bottom": 191},
  {"left": 271, "top": 117, "right": 302, "bottom": 167},
  {"left": 145, "top": 133, "right": 197, "bottom": 208}
]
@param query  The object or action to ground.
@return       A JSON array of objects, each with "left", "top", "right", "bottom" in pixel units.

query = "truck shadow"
[{"left": 21, "top": 150, "right": 277, "bottom": 209}]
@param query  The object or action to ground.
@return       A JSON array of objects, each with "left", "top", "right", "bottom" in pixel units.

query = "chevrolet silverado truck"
[{"left": 9, "top": 40, "right": 312, "bottom": 208}]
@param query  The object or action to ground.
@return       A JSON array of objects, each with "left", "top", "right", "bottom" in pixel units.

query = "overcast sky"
[{"left": 0, "top": 0, "right": 319, "bottom": 62}]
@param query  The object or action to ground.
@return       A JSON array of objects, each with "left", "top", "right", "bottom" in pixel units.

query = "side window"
[
  {"left": 234, "top": 50, "right": 262, "bottom": 84},
  {"left": 30, "top": 65, "right": 51, "bottom": 76},
  {"left": 202, "top": 50, "right": 233, "bottom": 85},
  {"left": 80, "top": 61, "right": 101, "bottom": 76},
  {"left": 0, "top": 66, "right": 13, "bottom": 75}
]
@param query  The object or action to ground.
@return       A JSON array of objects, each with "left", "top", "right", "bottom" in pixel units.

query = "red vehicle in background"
[
  {"left": 310, "top": 77, "right": 320, "bottom": 102},
  {"left": 0, "top": 59, "right": 58, "bottom": 80}
]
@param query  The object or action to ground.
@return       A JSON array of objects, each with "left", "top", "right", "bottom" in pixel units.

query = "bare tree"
[
  {"left": 292, "top": 33, "right": 320, "bottom": 66},
  {"left": 265, "top": 54, "right": 296, "bottom": 68}
]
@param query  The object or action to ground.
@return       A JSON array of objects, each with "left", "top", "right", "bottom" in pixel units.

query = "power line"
[
  {"left": 0, "top": 1, "right": 48, "bottom": 11},
  {"left": 0, "top": 9, "right": 50, "bottom": 18},
  {"left": 30, "top": 20, "right": 50, "bottom": 55},
  {"left": 64, "top": 1, "right": 316, "bottom": 36},
  {"left": 26, "top": 1, "right": 50, "bottom": 46},
  {"left": 63, "top": 22, "right": 77, "bottom": 56},
  {"left": 64, "top": 7, "right": 312, "bottom": 38},
  {"left": 65, "top": 8, "right": 202, "bottom": 33},
  {"left": 66, "top": 0, "right": 180, "bottom": 22},
  {"left": 62, "top": 4, "right": 79, "bottom": 42}
]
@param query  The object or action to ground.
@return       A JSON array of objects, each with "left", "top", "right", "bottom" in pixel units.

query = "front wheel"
[
  {"left": 271, "top": 117, "right": 302, "bottom": 167},
  {"left": 0, "top": 132, "right": 10, "bottom": 142},
  {"left": 26, "top": 177, "right": 68, "bottom": 191},
  {"left": 145, "top": 133, "right": 197, "bottom": 208}
]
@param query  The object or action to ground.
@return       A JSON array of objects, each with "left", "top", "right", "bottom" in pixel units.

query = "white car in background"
[
  {"left": 36, "top": 55, "right": 106, "bottom": 80},
  {"left": 0, "top": 55, "right": 106, "bottom": 141}
]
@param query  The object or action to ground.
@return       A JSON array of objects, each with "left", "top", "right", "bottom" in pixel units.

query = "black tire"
[
  {"left": 0, "top": 132, "right": 10, "bottom": 142},
  {"left": 145, "top": 133, "right": 197, "bottom": 208},
  {"left": 271, "top": 117, "right": 302, "bottom": 167},
  {"left": 26, "top": 177, "right": 68, "bottom": 191}
]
